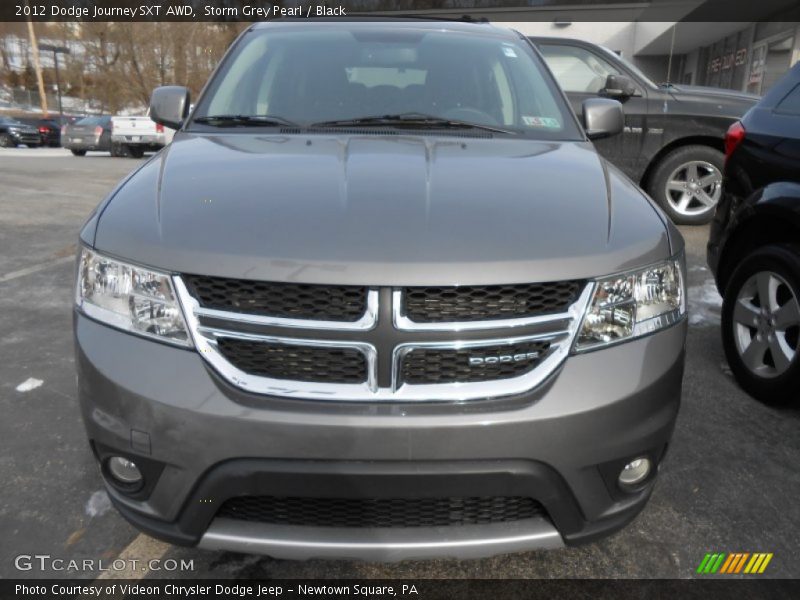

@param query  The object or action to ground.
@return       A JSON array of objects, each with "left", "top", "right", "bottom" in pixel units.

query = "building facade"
[
  {"left": 683, "top": 21, "right": 800, "bottom": 94},
  {"left": 507, "top": 19, "right": 799, "bottom": 95}
]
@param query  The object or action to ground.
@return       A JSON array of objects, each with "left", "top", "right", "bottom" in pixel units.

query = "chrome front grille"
[{"left": 174, "top": 277, "right": 592, "bottom": 402}]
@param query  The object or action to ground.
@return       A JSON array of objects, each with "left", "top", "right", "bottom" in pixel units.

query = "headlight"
[
  {"left": 574, "top": 255, "right": 685, "bottom": 352},
  {"left": 76, "top": 248, "right": 190, "bottom": 346}
]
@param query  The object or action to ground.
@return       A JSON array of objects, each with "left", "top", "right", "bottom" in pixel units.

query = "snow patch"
[
  {"left": 688, "top": 279, "right": 723, "bottom": 326},
  {"left": 86, "top": 490, "right": 112, "bottom": 517},
  {"left": 15, "top": 378, "right": 43, "bottom": 392}
]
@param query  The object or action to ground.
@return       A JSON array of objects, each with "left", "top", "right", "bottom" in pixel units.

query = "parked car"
[
  {"left": 17, "top": 117, "right": 62, "bottom": 146},
  {"left": 111, "top": 114, "right": 174, "bottom": 158},
  {"left": 38, "top": 118, "right": 62, "bottom": 146},
  {"left": 75, "top": 20, "right": 687, "bottom": 560},
  {"left": 530, "top": 37, "right": 759, "bottom": 225},
  {"left": 708, "top": 62, "right": 800, "bottom": 405},
  {"left": 62, "top": 115, "right": 113, "bottom": 156},
  {"left": 0, "top": 116, "right": 42, "bottom": 148}
]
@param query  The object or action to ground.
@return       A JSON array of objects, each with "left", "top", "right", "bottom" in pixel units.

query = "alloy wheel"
[
  {"left": 733, "top": 271, "right": 800, "bottom": 378},
  {"left": 664, "top": 160, "right": 722, "bottom": 217}
]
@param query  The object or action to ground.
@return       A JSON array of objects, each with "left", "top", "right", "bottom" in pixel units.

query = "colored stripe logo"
[{"left": 697, "top": 552, "right": 773, "bottom": 574}]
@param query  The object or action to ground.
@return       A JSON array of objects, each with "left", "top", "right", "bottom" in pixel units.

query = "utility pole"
[
  {"left": 25, "top": 6, "right": 49, "bottom": 116},
  {"left": 40, "top": 44, "right": 70, "bottom": 122}
]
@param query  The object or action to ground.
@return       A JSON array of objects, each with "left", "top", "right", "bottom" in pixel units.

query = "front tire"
[
  {"left": 721, "top": 245, "right": 800, "bottom": 405},
  {"left": 71, "top": 149, "right": 87, "bottom": 156},
  {"left": 0, "top": 133, "right": 16, "bottom": 148},
  {"left": 648, "top": 145, "right": 724, "bottom": 226}
]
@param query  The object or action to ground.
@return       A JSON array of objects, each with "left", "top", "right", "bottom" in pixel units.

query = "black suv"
[
  {"left": 0, "top": 116, "right": 42, "bottom": 148},
  {"left": 708, "top": 62, "right": 800, "bottom": 405},
  {"left": 530, "top": 37, "right": 758, "bottom": 225}
]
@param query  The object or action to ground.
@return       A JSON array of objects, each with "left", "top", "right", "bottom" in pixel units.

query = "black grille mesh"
[
  {"left": 218, "top": 496, "right": 545, "bottom": 528},
  {"left": 183, "top": 275, "right": 367, "bottom": 322},
  {"left": 216, "top": 338, "right": 367, "bottom": 384},
  {"left": 402, "top": 281, "right": 582, "bottom": 322},
  {"left": 401, "top": 340, "right": 551, "bottom": 384}
]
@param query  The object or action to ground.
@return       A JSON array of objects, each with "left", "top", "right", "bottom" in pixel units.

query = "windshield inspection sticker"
[
  {"left": 522, "top": 116, "right": 561, "bottom": 128},
  {"left": 502, "top": 45, "right": 518, "bottom": 58}
]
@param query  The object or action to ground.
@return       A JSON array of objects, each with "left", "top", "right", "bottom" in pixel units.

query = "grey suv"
[{"left": 74, "top": 20, "right": 687, "bottom": 560}]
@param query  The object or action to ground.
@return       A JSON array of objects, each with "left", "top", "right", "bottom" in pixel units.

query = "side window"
[
  {"left": 775, "top": 83, "right": 800, "bottom": 115},
  {"left": 538, "top": 44, "right": 620, "bottom": 94}
]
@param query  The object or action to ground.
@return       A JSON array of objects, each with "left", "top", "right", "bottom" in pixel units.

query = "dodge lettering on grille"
[{"left": 468, "top": 352, "right": 541, "bottom": 366}]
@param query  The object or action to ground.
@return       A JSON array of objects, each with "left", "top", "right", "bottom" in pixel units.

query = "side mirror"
[
  {"left": 149, "top": 86, "right": 190, "bottom": 130},
  {"left": 582, "top": 98, "right": 624, "bottom": 140},
  {"left": 600, "top": 74, "right": 638, "bottom": 99}
]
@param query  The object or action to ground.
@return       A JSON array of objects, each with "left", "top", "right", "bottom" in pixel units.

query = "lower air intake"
[{"left": 217, "top": 496, "right": 547, "bottom": 528}]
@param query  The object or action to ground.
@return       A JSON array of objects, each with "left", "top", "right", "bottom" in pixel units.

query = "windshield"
[{"left": 192, "top": 25, "right": 582, "bottom": 139}]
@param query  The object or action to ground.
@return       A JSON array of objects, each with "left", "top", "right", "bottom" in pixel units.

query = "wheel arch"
[
  {"left": 717, "top": 208, "right": 800, "bottom": 294},
  {"left": 641, "top": 136, "right": 725, "bottom": 189}
]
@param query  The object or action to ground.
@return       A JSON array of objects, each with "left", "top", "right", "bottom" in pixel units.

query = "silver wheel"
[
  {"left": 664, "top": 160, "right": 722, "bottom": 217},
  {"left": 733, "top": 271, "right": 800, "bottom": 378}
]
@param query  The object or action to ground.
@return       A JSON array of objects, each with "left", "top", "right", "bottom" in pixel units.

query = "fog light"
[
  {"left": 618, "top": 457, "right": 651, "bottom": 487},
  {"left": 107, "top": 456, "right": 142, "bottom": 485}
]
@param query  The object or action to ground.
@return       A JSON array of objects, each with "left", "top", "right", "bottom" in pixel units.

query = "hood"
[
  {"left": 93, "top": 132, "right": 672, "bottom": 286},
  {"left": 666, "top": 83, "right": 760, "bottom": 105},
  {"left": 7, "top": 122, "right": 38, "bottom": 133}
]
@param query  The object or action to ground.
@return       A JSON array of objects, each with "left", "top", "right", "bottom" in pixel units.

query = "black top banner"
[{"left": 3, "top": 0, "right": 800, "bottom": 22}]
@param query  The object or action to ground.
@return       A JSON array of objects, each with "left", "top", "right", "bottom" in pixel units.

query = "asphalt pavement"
[{"left": 1, "top": 147, "right": 798, "bottom": 580}]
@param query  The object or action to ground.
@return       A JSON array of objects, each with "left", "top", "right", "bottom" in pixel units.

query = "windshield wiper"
[
  {"left": 193, "top": 114, "right": 300, "bottom": 127},
  {"left": 311, "top": 113, "right": 515, "bottom": 135}
]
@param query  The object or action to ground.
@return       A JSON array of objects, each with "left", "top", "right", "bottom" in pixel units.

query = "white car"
[{"left": 110, "top": 114, "right": 175, "bottom": 158}]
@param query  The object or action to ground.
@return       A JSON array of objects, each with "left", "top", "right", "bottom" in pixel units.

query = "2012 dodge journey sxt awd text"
[{"left": 74, "top": 20, "right": 687, "bottom": 560}]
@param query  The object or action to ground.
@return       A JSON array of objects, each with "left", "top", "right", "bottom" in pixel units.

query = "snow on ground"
[
  {"left": 85, "top": 490, "right": 112, "bottom": 517},
  {"left": 688, "top": 279, "right": 723, "bottom": 326},
  {"left": 15, "top": 377, "right": 44, "bottom": 392}
]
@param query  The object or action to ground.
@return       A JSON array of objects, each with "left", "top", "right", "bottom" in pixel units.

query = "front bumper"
[
  {"left": 706, "top": 193, "right": 731, "bottom": 280},
  {"left": 10, "top": 130, "right": 41, "bottom": 146},
  {"left": 75, "top": 312, "right": 685, "bottom": 560}
]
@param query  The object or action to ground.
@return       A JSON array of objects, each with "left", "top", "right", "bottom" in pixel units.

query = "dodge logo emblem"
[{"left": 469, "top": 352, "right": 540, "bottom": 366}]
